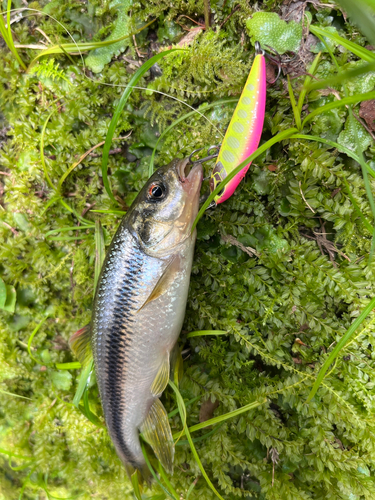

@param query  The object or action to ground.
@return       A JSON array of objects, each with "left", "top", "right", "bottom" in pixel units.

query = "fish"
[
  {"left": 70, "top": 158, "right": 203, "bottom": 480},
  {"left": 210, "top": 42, "right": 266, "bottom": 204}
]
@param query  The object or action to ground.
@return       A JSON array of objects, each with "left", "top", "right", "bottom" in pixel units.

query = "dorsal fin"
[
  {"left": 69, "top": 324, "right": 93, "bottom": 368},
  {"left": 140, "top": 398, "right": 174, "bottom": 474}
]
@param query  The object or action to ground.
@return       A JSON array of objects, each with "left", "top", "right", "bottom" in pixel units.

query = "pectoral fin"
[
  {"left": 137, "top": 255, "right": 181, "bottom": 313},
  {"left": 150, "top": 355, "right": 170, "bottom": 396},
  {"left": 69, "top": 324, "right": 93, "bottom": 368},
  {"left": 140, "top": 399, "right": 174, "bottom": 474}
]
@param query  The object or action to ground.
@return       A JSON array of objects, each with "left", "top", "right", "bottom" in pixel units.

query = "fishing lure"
[{"left": 209, "top": 41, "right": 267, "bottom": 204}]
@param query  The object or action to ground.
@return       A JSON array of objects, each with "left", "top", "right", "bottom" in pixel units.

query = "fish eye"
[{"left": 148, "top": 183, "right": 165, "bottom": 200}]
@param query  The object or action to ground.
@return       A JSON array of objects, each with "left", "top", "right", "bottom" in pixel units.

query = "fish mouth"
[{"left": 176, "top": 158, "right": 203, "bottom": 191}]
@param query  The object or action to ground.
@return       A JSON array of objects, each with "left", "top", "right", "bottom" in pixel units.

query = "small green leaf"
[
  {"left": 13, "top": 212, "right": 29, "bottom": 231},
  {"left": 0, "top": 278, "right": 6, "bottom": 309},
  {"left": 85, "top": 0, "right": 132, "bottom": 73},
  {"left": 51, "top": 370, "right": 73, "bottom": 391},
  {"left": 338, "top": 114, "right": 372, "bottom": 153},
  {"left": 246, "top": 12, "right": 302, "bottom": 54},
  {"left": 2, "top": 285, "right": 16, "bottom": 313}
]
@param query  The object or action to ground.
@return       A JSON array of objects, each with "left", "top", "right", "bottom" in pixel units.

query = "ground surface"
[{"left": 1, "top": 0, "right": 375, "bottom": 499}]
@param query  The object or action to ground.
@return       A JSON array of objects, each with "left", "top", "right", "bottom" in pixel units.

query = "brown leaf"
[
  {"left": 359, "top": 100, "right": 375, "bottom": 132},
  {"left": 292, "top": 357, "right": 302, "bottom": 364},
  {"left": 267, "top": 163, "right": 278, "bottom": 172},
  {"left": 199, "top": 398, "right": 219, "bottom": 423},
  {"left": 177, "top": 29, "right": 202, "bottom": 47}
]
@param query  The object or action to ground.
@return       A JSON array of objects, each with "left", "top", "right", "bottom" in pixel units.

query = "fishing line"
[{"left": 9, "top": 8, "right": 225, "bottom": 138}]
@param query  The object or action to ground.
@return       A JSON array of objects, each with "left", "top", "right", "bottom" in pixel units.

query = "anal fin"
[
  {"left": 140, "top": 399, "right": 174, "bottom": 474},
  {"left": 69, "top": 324, "right": 93, "bottom": 368},
  {"left": 150, "top": 354, "right": 170, "bottom": 396}
]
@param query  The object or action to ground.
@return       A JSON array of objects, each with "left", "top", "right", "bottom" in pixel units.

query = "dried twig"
[
  {"left": 35, "top": 27, "right": 52, "bottom": 44},
  {"left": 221, "top": 234, "right": 259, "bottom": 257},
  {"left": 2, "top": 222, "right": 18, "bottom": 236},
  {"left": 299, "top": 181, "right": 315, "bottom": 213}
]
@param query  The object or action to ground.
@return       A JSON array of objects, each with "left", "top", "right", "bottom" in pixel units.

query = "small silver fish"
[{"left": 70, "top": 158, "right": 203, "bottom": 480}]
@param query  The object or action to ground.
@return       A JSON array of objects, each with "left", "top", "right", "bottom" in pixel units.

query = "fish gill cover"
[{"left": 1, "top": 0, "right": 375, "bottom": 499}]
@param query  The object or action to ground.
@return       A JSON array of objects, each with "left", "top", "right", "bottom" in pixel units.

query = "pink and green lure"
[{"left": 210, "top": 43, "right": 266, "bottom": 204}]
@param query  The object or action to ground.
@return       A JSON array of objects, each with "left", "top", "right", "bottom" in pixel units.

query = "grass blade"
[
  {"left": 291, "top": 134, "right": 374, "bottom": 232},
  {"left": 0, "top": 389, "right": 32, "bottom": 400},
  {"left": 158, "top": 463, "right": 179, "bottom": 500},
  {"left": 307, "top": 296, "right": 375, "bottom": 402},
  {"left": 186, "top": 330, "right": 228, "bottom": 338},
  {"left": 301, "top": 90, "right": 375, "bottom": 128},
  {"left": 45, "top": 225, "right": 95, "bottom": 237},
  {"left": 149, "top": 98, "right": 238, "bottom": 177},
  {"left": 27, "top": 317, "right": 49, "bottom": 365},
  {"left": 297, "top": 52, "right": 321, "bottom": 114},
  {"left": 305, "top": 60, "right": 375, "bottom": 92},
  {"left": 186, "top": 477, "right": 199, "bottom": 499},
  {"left": 55, "top": 362, "right": 81, "bottom": 370},
  {"left": 169, "top": 380, "right": 225, "bottom": 500},
  {"left": 287, "top": 75, "right": 301, "bottom": 130},
  {"left": 79, "top": 387, "right": 103, "bottom": 427},
  {"left": 94, "top": 220, "right": 105, "bottom": 295},
  {"left": 58, "top": 135, "right": 131, "bottom": 188},
  {"left": 40, "top": 109, "right": 58, "bottom": 191},
  {"left": 336, "top": 0, "right": 375, "bottom": 46},
  {"left": 192, "top": 127, "right": 299, "bottom": 231},
  {"left": 173, "top": 398, "right": 266, "bottom": 439},
  {"left": 176, "top": 423, "right": 224, "bottom": 447},
  {"left": 140, "top": 441, "right": 177, "bottom": 500},
  {"left": 72, "top": 359, "right": 93, "bottom": 407},
  {"left": 0, "top": 1, "right": 26, "bottom": 69},
  {"left": 131, "top": 471, "right": 142, "bottom": 500},
  {"left": 29, "top": 19, "right": 156, "bottom": 65},
  {"left": 290, "top": 134, "right": 375, "bottom": 179},
  {"left": 101, "top": 49, "right": 183, "bottom": 202},
  {"left": 309, "top": 25, "right": 375, "bottom": 62},
  {"left": 90, "top": 209, "right": 126, "bottom": 215}
]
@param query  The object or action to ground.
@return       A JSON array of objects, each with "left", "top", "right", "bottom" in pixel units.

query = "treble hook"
[
  {"left": 188, "top": 144, "right": 221, "bottom": 166},
  {"left": 257, "top": 43, "right": 282, "bottom": 85},
  {"left": 262, "top": 43, "right": 298, "bottom": 85}
]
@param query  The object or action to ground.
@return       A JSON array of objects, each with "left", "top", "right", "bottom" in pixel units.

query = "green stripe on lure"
[{"left": 210, "top": 42, "right": 267, "bottom": 204}]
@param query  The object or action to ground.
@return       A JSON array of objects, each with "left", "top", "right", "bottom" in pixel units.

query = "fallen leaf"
[
  {"left": 199, "top": 398, "right": 220, "bottom": 423},
  {"left": 359, "top": 100, "right": 375, "bottom": 132}
]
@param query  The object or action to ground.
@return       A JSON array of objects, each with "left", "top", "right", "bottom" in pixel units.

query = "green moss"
[{"left": 1, "top": 0, "right": 375, "bottom": 499}]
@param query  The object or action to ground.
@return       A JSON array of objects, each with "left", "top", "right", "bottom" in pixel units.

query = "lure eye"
[{"left": 148, "top": 183, "right": 165, "bottom": 200}]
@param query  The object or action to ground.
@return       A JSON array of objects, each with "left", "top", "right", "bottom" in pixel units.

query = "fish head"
[{"left": 127, "top": 158, "right": 203, "bottom": 254}]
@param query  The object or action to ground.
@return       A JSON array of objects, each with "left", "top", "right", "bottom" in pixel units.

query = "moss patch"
[{"left": 1, "top": 0, "right": 375, "bottom": 499}]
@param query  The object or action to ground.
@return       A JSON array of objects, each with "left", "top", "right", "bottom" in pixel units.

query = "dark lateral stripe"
[{"left": 104, "top": 244, "right": 146, "bottom": 466}]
